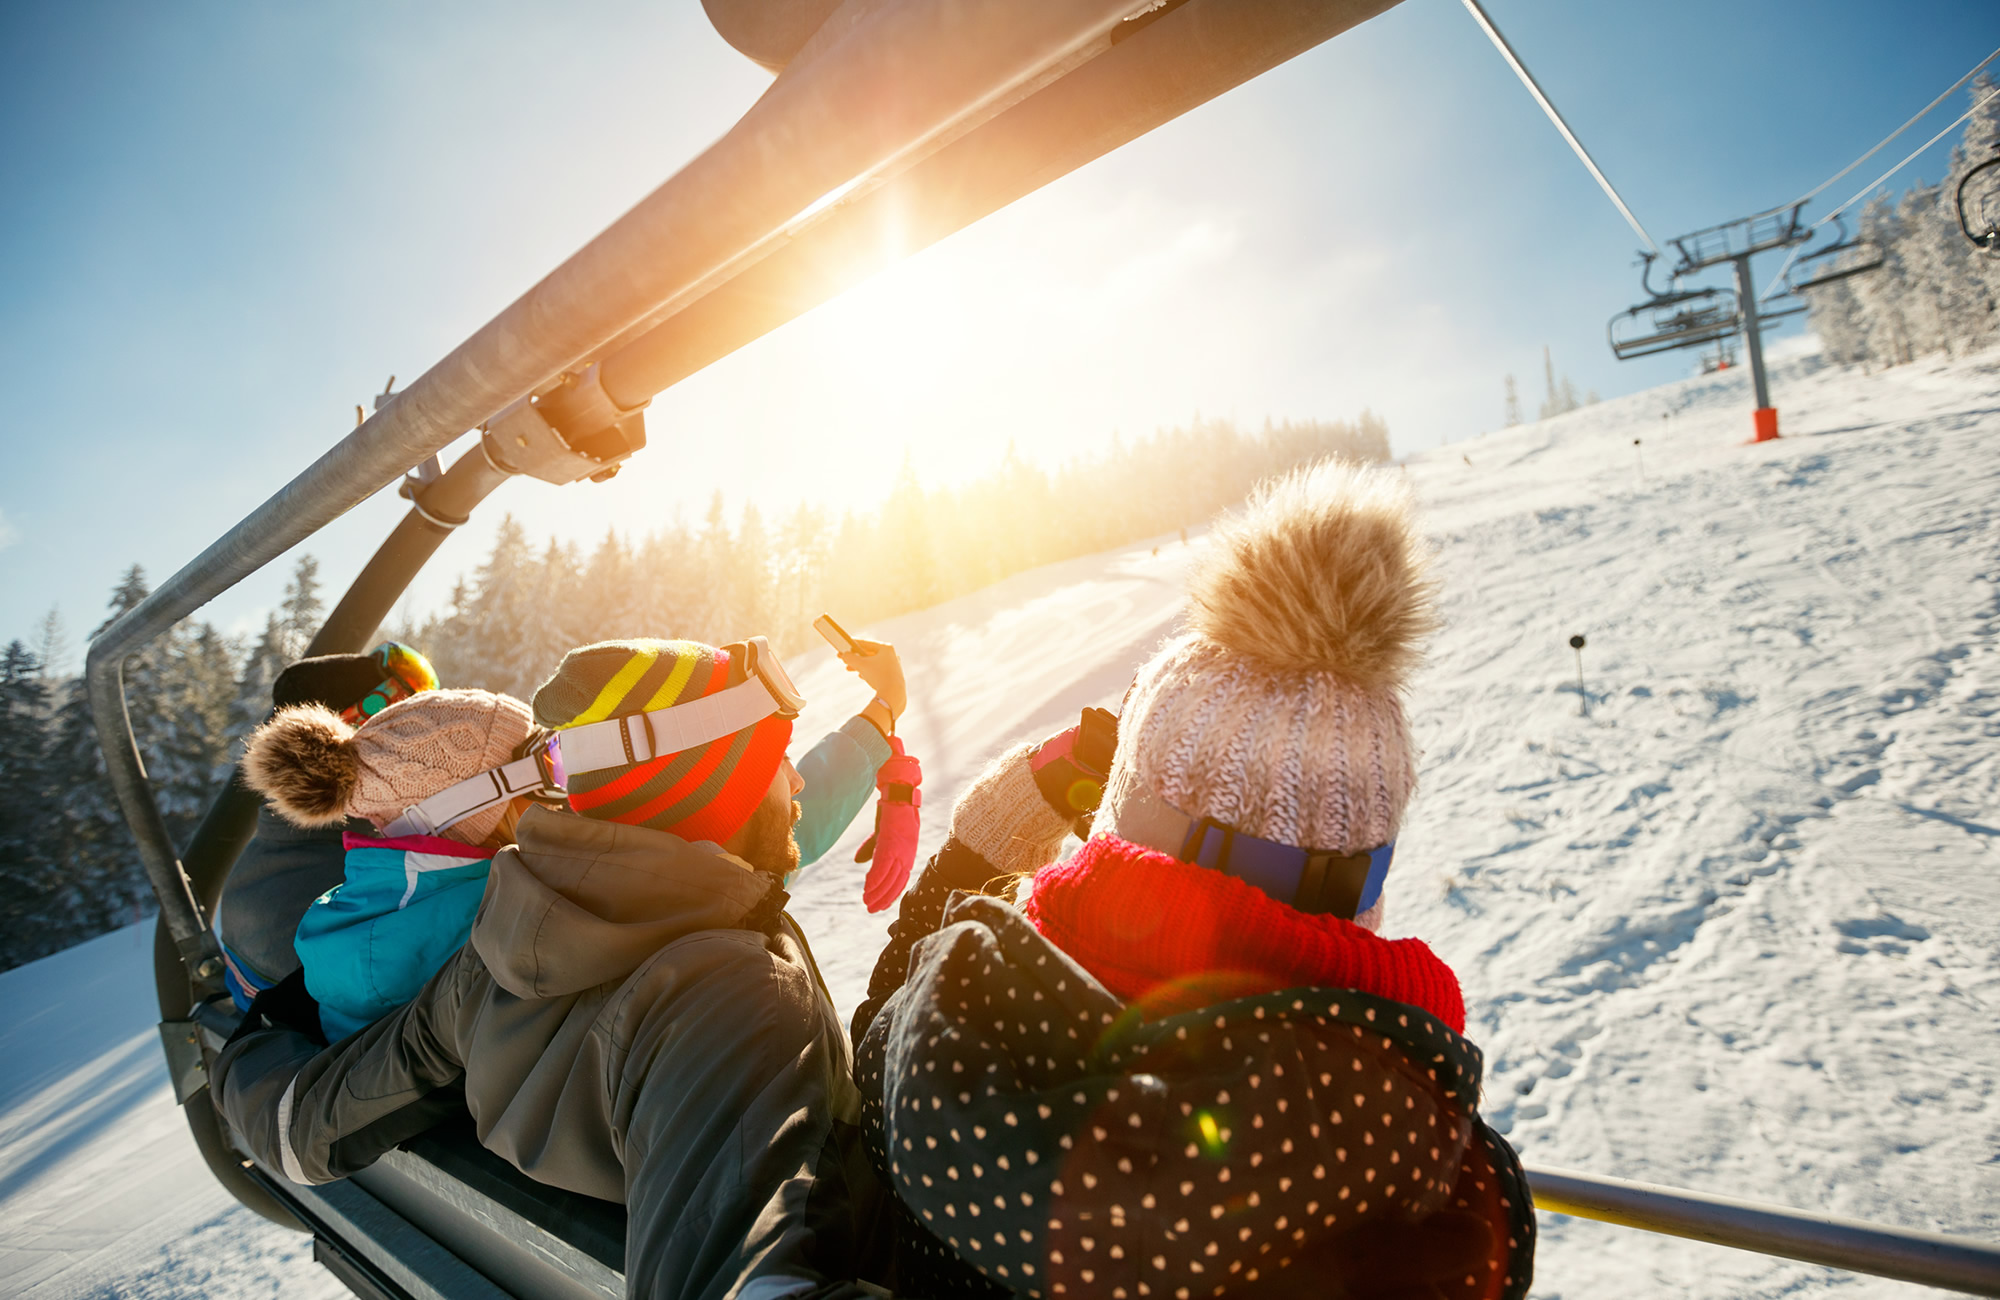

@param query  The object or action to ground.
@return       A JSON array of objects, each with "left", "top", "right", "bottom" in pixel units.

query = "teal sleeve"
[{"left": 792, "top": 715, "right": 893, "bottom": 870}]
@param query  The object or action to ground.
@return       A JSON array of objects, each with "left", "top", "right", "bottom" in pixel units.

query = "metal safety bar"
[
  {"left": 1529, "top": 1164, "right": 2000, "bottom": 1297},
  {"left": 84, "top": 0, "right": 1160, "bottom": 992}
]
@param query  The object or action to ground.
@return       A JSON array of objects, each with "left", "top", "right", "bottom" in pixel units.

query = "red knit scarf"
[{"left": 1021, "top": 834, "right": 1465, "bottom": 1032}]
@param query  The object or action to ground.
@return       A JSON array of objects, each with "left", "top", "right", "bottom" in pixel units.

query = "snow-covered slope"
[{"left": 3, "top": 344, "right": 1995, "bottom": 1298}]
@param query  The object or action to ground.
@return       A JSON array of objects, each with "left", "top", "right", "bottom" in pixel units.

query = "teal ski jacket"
[{"left": 297, "top": 713, "right": 891, "bottom": 1041}]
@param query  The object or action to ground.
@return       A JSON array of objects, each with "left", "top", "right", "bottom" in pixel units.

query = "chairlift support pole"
[{"left": 1730, "top": 253, "right": 1778, "bottom": 441}]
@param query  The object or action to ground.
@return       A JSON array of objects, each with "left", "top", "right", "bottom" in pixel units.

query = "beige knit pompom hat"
[
  {"left": 241, "top": 688, "right": 534, "bottom": 845},
  {"left": 1097, "top": 459, "right": 1438, "bottom": 926}
]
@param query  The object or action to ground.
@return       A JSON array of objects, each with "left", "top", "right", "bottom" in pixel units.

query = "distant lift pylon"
[{"left": 1606, "top": 204, "right": 1809, "bottom": 441}]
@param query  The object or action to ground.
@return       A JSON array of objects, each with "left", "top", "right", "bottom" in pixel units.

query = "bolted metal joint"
[{"left": 481, "top": 363, "right": 649, "bottom": 485}]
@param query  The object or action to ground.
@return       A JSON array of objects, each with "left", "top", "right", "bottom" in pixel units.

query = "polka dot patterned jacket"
[{"left": 850, "top": 838, "right": 1535, "bottom": 1300}]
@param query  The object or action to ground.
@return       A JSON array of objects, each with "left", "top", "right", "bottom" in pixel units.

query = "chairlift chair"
[
  {"left": 1608, "top": 284, "right": 1741, "bottom": 361},
  {"left": 1606, "top": 253, "right": 1738, "bottom": 361},
  {"left": 1957, "top": 153, "right": 2000, "bottom": 253},
  {"left": 1787, "top": 216, "right": 1887, "bottom": 293}
]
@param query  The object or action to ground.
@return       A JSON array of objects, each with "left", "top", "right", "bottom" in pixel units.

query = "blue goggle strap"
[{"left": 1179, "top": 815, "right": 1394, "bottom": 920}]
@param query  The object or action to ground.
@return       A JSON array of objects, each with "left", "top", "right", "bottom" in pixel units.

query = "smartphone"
[{"left": 813, "top": 613, "right": 857, "bottom": 655}]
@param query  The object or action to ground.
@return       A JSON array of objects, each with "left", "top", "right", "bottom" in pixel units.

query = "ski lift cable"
[
  {"left": 1823, "top": 83, "right": 2000, "bottom": 223},
  {"left": 1759, "top": 81, "right": 2000, "bottom": 301},
  {"left": 1460, "top": 0, "right": 1660, "bottom": 255},
  {"left": 1757, "top": 43, "right": 2000, "bottom": 220}
]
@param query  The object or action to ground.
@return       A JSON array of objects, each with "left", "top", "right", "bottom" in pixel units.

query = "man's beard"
[{"left": 740, "top": 796, "right": 802, "bottom": 879}]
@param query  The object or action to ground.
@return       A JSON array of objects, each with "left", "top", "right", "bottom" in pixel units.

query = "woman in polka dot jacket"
[{"left": 850, "top": 462, "right": 1534, "bottom": 1300}]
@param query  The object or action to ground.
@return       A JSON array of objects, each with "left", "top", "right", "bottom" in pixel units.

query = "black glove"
[{"left": 1028, "top": 706, "right": 1119, "bottom": 836}]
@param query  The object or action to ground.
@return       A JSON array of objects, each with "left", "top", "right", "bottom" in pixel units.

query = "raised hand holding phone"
[
  {"left": 817, "top": 614, "right": 908, "bottom": 728},
  {"left": 817, "top": 615, "right": 920, "bottom": 911}
]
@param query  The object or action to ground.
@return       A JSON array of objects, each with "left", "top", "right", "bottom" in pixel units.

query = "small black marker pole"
[
  {"left": 1633, "top": 437, "right": 1644, "bottom": 485},
  {"left": 1569, "top": 633, "right": 1589, "bottom": 717}
]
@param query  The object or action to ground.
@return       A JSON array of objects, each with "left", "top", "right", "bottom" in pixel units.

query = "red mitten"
[{"left": 856, "top": 737, "right": 923, "bottom": 913}]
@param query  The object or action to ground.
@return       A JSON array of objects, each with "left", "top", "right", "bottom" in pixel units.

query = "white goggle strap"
[
  {"left": 554, "top": 675, "right": 785, "bottom": 780},
  {"left": 382, "top": 754, "right": 550, "bottom": 839}
]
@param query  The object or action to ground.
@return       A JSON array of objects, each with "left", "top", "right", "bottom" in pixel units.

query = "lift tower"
[{"left": 1662, "top": 205, "right": 1808, "bottom": 441}]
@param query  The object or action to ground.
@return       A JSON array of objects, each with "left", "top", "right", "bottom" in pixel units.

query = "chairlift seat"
[
  {"left": 1608, "top": 285, "right": 1740, "bottom": 361},
  {"left": 195, "top": 1002, "right": 629, "bottom": 1299},
  {"left": 1787, "top": 217, "right": 1886, "bottom": 292}
]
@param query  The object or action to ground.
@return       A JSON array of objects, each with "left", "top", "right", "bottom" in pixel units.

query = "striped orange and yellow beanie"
[{"left": 532, "top": 639, "right": 792, "bottom": 844}]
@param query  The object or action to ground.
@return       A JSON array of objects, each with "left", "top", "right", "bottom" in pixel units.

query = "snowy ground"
[{"left": 3, "top": 342, "right": 1995, "bottom": 1298}]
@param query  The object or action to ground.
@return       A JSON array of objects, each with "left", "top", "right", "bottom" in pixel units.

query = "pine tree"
[
  {"left": 1503, "top": 376, "right": 1520, "bottom": 427},
  {"left": 149, "top": 622, "right": 239, "bottom": 843},
  {"left": 778, "top": 504, "right": 831, "bottom": 649},
  {"left": 877, "top": 455, "right": 941, "bottom": 617},
  {"left": 280, "top": 555, "right": 324, "bottom": 659},
  {"left": 0, "top": 641, "right": 60, "bottom": 969},
  {"left": 229, "top": 613, "right": 289, "bottom": 758},
  {"left": 732, "top": 504, "right": 777, "bottom": 642},
  {"left": 1538, "top": 346, "right": 1581, "bottom": 420},
  {"left": 46, "top": 566, "right": 156, "bottom": 939},
  {"left": 450, "top": 515, "right": 539, "bottom": 696},
  {"left": 521, "top": 538, "right": 584, "bottom": 692},
  {"left": 697, "top": 492, "right": 737, "bottom": 643},
  {"left": 34, "top": 607, "right": 70, "bottom": 684}
]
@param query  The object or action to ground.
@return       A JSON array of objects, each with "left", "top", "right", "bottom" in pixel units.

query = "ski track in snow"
[{"left": 1, "top": 345, "right": 1996, "bottom": 1298}]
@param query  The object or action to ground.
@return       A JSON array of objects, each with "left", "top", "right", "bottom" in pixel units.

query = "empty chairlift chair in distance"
[
  {"left": 1786, "top": 215, "right": 1887, "bottom": 293},
  {"left": 1958, "top": 153, "right": 2000, "bottom": 253}
]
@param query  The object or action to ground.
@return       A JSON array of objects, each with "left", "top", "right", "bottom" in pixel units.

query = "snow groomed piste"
[{"left": 75, "top": 1, "right": 2000, "bottom": 1296}]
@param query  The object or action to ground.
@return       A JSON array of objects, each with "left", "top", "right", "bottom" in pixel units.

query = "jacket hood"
[
  {"left": 857, "top": 892, "right": 1534, "bottom": 1300},
  {"left": 473, "top": 803, "right": 781, "bottom": 998}
]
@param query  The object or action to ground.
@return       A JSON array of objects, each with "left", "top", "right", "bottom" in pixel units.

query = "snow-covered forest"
[
  {"left": 0, "top": 563, "right": 326, "bottom": 970},
  {"left": 1801, "top": 73, "right": 2000, "bottom": 365},
  {"left": 0, "top": 411, "right": 1385, "bottom": 970}
]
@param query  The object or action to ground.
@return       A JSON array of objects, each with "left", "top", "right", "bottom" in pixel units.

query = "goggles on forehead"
[
  {"left": 340, "top": 642, "right": 440, "bottom": 725},
  {"left": 382, "top": 637, "right": 803, "bottom": 839}
]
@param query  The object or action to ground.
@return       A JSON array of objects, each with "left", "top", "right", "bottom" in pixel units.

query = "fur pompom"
[
  {"left": 241, "top": 704, "right": 360, "bottom": 827},
  {"left": 1187, "top": 459, "right": 1437, "bottom": 689}
]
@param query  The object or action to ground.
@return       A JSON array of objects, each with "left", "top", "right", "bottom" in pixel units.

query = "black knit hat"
[{"left": 271, "top": 654, "right": 386, "bottom": 711}]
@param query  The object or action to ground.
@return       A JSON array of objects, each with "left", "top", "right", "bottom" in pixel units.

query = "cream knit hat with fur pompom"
[
  {"left": 1096, "top": 459, "right": 1437, "bottom": 929},
  {"left": 242, "top": 688, "right": 534, "bottom": 845}
]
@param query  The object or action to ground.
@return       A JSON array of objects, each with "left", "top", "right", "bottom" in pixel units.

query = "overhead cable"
[
  {"left": 1759, "top": 78, "right": 2000, "bottom": 302},
  {"left": 1823, "top": 83, "right": 2000, "bottom": 223},
  {"left": 1460, "top": 0, "right": 1660, "bottom": 255},
  {"left": 1761, "top": 43, "right": 2000, "bottom": 219}
]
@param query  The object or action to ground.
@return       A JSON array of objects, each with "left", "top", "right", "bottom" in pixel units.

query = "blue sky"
[{"left": 2, "top": 0, "right": 1995, "bottom": 664}]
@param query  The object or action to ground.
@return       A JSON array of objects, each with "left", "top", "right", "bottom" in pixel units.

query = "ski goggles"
[
  {"left": 1166, "top": 804, "right": 1394, "bottom": 921},
  {"left": 339, "top": 642, "right": 439, "bottom": 725},
  {"left": 382, "top": 637, "right": 803, "bottom": 839}
]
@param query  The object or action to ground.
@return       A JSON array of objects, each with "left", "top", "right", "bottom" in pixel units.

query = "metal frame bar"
[
  {"left": 98, "top": 0, "right": 1413, "bottom": 1239},
  {"left": 86, "top": 0, "right": 1156, "bottom": 991},
  {"left": 1529, "top": 1165, "right": 2000, "bottom": 1297}
]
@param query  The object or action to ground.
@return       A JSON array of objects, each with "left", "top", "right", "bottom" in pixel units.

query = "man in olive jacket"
[{"left": 215, "top": 638, "right": 901, "bottom": 1300}]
